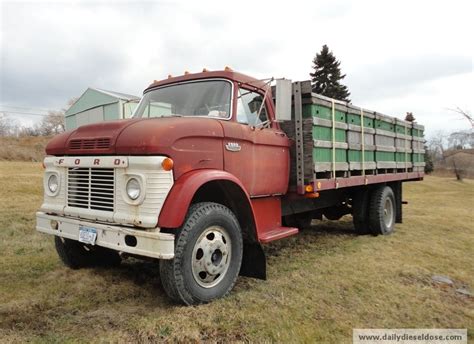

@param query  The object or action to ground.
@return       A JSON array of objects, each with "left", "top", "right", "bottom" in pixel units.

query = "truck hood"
[
  {"left": 46, "top": 118, "right": 142, "bottom": 155},
  {"left": 46, "top": 117, "right": 225, "bottom": 156}
]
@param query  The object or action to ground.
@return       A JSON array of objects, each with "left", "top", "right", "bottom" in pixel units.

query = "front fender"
[{"left": 157, "top": 169, "right": 253, "bottom": 229}]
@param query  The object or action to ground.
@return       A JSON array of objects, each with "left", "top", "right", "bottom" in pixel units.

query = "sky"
[{"left": 0, "top": 0, "right": 472, "bottom": 138}]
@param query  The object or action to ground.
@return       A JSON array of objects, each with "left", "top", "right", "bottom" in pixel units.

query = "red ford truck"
[{"left": 36, "top": 69, "right": 425, "bottom": 305}]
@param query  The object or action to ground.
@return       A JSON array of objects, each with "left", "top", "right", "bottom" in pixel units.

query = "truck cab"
[
  {"left": 132, "top": 71, "right": 291, "bottom": 196},
  {"left": 37, "top": 69, "right": 297, "bottom": 305}
]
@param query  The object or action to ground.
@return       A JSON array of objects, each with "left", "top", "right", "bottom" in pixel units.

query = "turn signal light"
[
  {"left": 305, "top": 184, "right": 314, "bottom": 193},
  {"left": 162, "top": 158, "right": 174, "bottom": 171}
]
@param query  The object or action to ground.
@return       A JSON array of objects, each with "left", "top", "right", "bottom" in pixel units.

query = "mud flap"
[
  {"left": 391, "top": 181, "right": 403, "bottom": 224},
  {"left": 353, "top": 189, "right": 370, "bottom": 222},
  {"left": 239, "top": 242, "right": 266, "bottom": 280}
]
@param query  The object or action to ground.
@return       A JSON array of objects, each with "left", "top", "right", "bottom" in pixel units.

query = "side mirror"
[{"left": 275, "top": 79, "right": 292, "bottom": 121}]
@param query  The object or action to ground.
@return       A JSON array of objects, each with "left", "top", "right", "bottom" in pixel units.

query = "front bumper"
[{"left": 36, "top": 212, "right": 175, "bottom": 259}]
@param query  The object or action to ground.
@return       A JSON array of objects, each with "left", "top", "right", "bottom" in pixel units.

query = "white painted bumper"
[{"left": 36, "top": 212, "right": 175, "bottom": 259}]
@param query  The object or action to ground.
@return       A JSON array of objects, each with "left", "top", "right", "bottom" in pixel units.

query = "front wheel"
[{"left": 159, "top": 202, "right": 243, "bottom": 305}]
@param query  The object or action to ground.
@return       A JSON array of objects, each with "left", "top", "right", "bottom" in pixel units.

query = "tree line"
[
  {"left": 0, "top": 99, "right": 76, "bottom": 137},
  {"left": 0, "top": 111, "right": 65, "bottom": 137}
]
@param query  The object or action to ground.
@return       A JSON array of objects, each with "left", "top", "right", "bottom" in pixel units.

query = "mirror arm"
[
  {"left": 252, "top": 119, "right": 271, "bottom": 130},
  {"left": 255, "top": 77, "right": 274, "bottom": 126}
]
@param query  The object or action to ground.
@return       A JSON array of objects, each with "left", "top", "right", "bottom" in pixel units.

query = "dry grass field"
[
  {"left": 0, "top": 137, "right": 51, "bottom": 162},
  {"left": 0, "top": 161, "right": 473, "bottom": 343}
]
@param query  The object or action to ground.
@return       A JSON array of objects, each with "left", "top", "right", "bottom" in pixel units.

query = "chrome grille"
[{"left": 67, "top": 168, "right": 114, "bottom": 212}]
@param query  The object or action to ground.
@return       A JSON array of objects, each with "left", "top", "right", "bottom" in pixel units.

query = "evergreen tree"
[{"left": 310, "top": 45, "right": 351, "bottom": 102}]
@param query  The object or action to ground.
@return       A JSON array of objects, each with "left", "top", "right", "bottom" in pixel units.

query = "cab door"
[{"left": 222, "top": 87, "right": 290, "bottom": 197}]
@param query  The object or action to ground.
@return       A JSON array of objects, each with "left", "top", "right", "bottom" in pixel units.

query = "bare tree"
[
  {"left": 427, "top": 131, "right": 447, "bottom": 162},
  {"left": 0, "top": 113, "right": 20, "bottom": 136},
  {"left": 444, "top": 149, "right": 474, "bottom": 181},
  {"left": 2, "top": 98, "right": 77, "bottom": 137},
  {"left": 448, "top": 130, "right": 474, "bottom": 149},
  {"left": 448, "top": 107, "right": 473, "bottom": 128},
  {"left": 34, "top": 97, "right": 78, "bottom": 136},
  {"left": 452, "top": 156, "right": 462, "bottom": 181},
  {"left": 37, "top": 110, "right": 65, "bottom": 136},
  {"left": 0, "top": 113, "right": 11, "bottom": 136},
  {"left": 438, "top": 107, "right": 474, "bottom": 180},
  {"left": 18, "top": 125, "right": 41, "bottom": 137},
  {"left": 427, "top": 130, "right": 474, "bottom": 180}
]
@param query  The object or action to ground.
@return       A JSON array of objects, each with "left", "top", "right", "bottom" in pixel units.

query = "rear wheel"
[
  {"left": 159, "top": 202, "right": 243, "bottom": 305},
  {"left": 369, "top": 186, "right": 396, "bottom": 235},
  {"left": 55, "top": 237, "right": 121, "bottom": 269}
]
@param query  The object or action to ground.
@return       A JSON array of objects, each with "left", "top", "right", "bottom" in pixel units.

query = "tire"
[
  {"left": 368, "top": 186, "right": 396, "bottom": 235},
  {"left": 55, "top": 236, "right": 121, "bottom": 269},
  {"left": 159, "top": 202, "right": 243, "bottom": 305}
]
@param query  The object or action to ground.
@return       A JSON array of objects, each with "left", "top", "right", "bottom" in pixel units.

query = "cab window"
[
  {"left": 134, "top": 80, "right": 232, "bottom": 119},
  {"left": 236, "top": 88, "right": 269, "bottom": 126}
]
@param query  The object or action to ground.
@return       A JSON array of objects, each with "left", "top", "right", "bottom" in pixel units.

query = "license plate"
[{"left": 78, "top": 226, "right": 97, "bottom": 245}]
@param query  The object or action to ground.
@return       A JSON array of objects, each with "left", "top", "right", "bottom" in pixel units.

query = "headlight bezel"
[
  {"left": 122, "top": 174, "right": 146, "bottom": 205},
  {"left": 126, "top": 177, "right": 141, "bottom": 200},
  {"left": 45, "top": 172, "right": 60, "bottom": 196}
]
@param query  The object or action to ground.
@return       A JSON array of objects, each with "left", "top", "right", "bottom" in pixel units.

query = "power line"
[
  {"left": 0, "top": 110, "right": 50, "bottom": 117},
  {"left": 0, "top": 104, "right": 53, "bottom": 112}
]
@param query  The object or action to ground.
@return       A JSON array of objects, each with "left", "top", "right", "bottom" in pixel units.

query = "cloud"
[
  {"left": 0, "top": 0, "right": 472, "bottom": 135},
  {"left": 347, "top": 55, "right": 472, "bottom": 101},
  {"left": 0, "top": 2, "right": 135, "bottom": 108}
]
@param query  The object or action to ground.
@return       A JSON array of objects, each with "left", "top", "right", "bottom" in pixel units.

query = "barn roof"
[
  {"left": 91, "top": 88, "right": 140, "bottom": 101},
  {"left": 65, "top": 88, "right": 139, "bottom": 117}
]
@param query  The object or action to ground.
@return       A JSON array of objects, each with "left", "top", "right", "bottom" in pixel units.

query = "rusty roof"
[{"left": 143, "top": 70, "right": 270, "bottom": 94}]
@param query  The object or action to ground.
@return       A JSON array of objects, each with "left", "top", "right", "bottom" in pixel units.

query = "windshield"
[{"left": 133, "top": 80, "right": 232, "bottom": 119}]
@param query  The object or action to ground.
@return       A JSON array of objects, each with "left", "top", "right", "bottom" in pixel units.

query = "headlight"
[
  {"left": 47, "top": 174, "right": 59, "bottom": 193},
  {"left": 126, "top": 178, "right": 141, "bottom": 200}
]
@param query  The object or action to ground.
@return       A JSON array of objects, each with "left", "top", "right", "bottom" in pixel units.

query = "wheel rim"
[
  {"left": 383, "top": 197, "right": 394, "bottom": 229},
  {"left": 191, "top": 225, "right": 231, "bottom": 288}
]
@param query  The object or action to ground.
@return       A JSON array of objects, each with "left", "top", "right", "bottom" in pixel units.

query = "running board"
[{"left": 259, "top": 227, "right": 299, "bottom": 244}]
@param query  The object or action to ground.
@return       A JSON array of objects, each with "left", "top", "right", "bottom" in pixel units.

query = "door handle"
[{"left": 275, "top": 132, "right": 286, "bottom": 137}]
